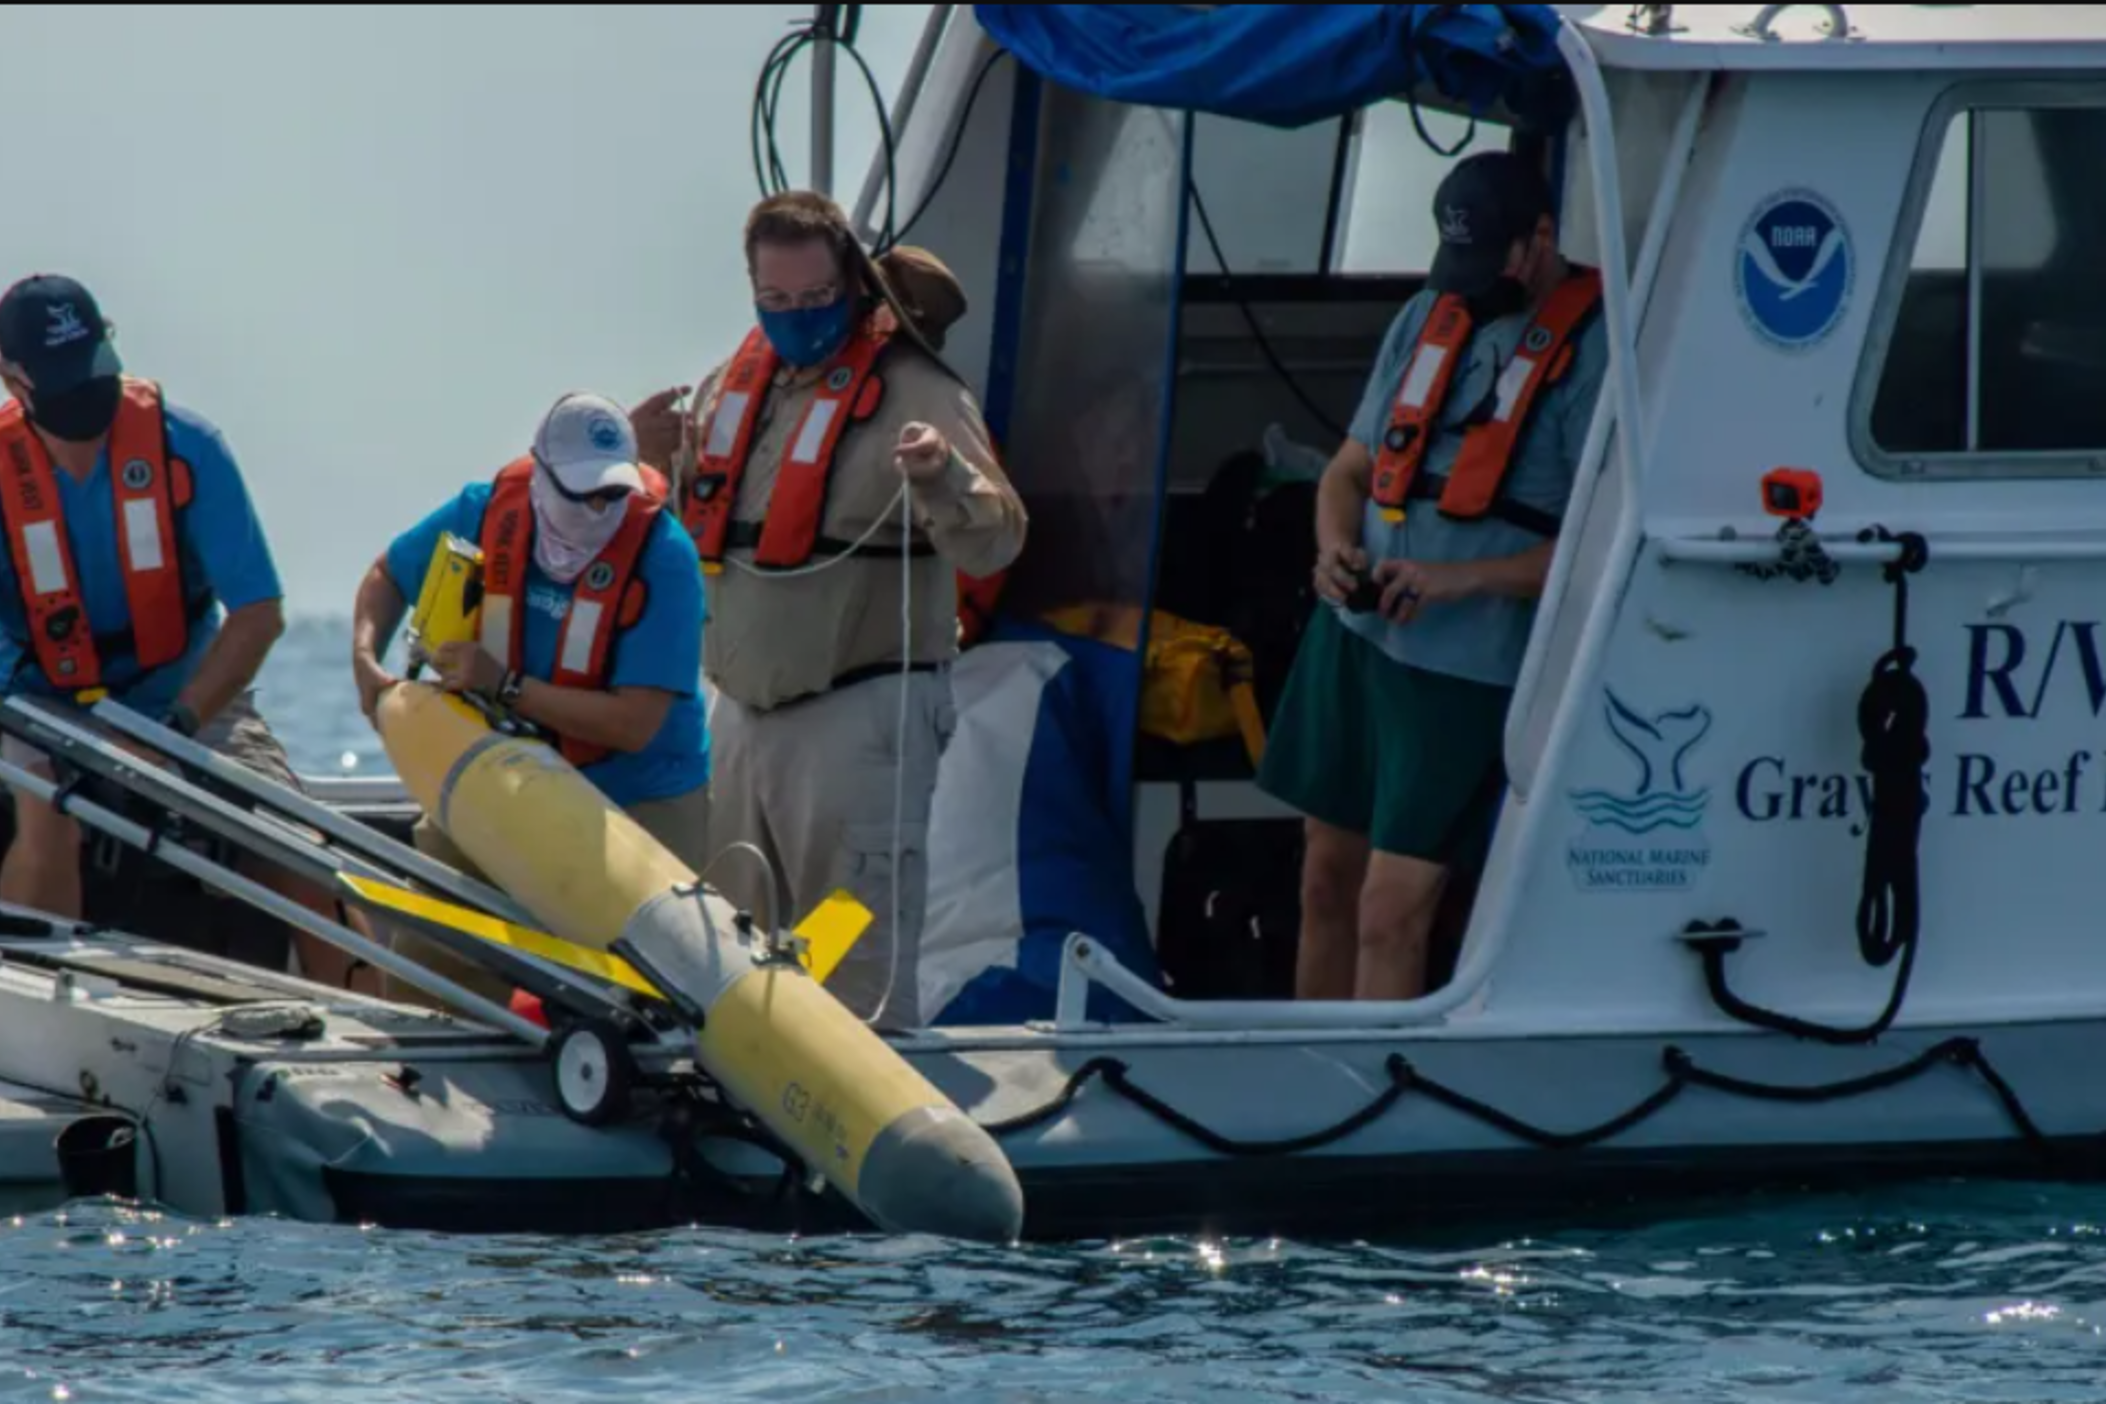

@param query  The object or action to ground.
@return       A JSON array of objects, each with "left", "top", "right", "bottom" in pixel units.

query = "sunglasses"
[{"left": 533, "top": 452, "right": 632, "bottom": 510}]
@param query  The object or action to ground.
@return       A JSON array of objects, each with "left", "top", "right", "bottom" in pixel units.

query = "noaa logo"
[
  {"left": 827, "top": 367, "right": 854, "bottom": 393},
  {"left": 586, "top": 414, "right": 624, "bottom": 453},
  {"left": 1523, "top": 324, "right": 1554, "bottom": 354},
  {"left": 120, "top": 459, "right": 153, "bottom": 491},
  {"left": 584, "top": 561, "right": 616, "bottom": 592},
  {"left": 1735, "top": 188, "right": 1853, "bottom": 351}
]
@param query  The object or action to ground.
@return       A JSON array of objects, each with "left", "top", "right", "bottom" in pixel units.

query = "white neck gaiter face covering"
[{"left": 529, "top": 463, "right": 627, "bottom": 584}]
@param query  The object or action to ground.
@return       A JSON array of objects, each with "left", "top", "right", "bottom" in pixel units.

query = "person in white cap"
[{"left": 349, "top": 392, "right": 711, "bottom": 1007}]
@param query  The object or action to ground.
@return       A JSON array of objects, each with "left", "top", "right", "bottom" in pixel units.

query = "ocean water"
[
  {"left": 14, "top": 619, "right": 2101, "bottom": 1400},
  {"left": 6, "top": 1183, "right": 2106, "bottom": 1402},
  {"left": 252, "top": 617, "right": 406, "bottom": 779}
]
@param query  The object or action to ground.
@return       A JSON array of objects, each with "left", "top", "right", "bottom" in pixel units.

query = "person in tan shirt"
[{"left": 632, "top": 192, "right": 1025, "bottom": 1030}]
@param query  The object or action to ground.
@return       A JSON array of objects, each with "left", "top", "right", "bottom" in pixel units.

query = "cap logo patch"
[
  {"left": 43, "top": 304, "right": 88, "bottom": 349},
  {"left": 1440, "top": 206, "right": 1472, "bottom": 244},
  {"left": 586, "top": 413, "right": 624, "bottom": 453}
]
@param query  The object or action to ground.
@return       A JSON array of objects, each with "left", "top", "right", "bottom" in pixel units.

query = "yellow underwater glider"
[{"left": 358, "top": 534, "right": 1024, "bottom": 1244}]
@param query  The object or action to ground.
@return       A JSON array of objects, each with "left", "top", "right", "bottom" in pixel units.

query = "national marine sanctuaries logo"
[{"left": 1566, "top": 689, "right": 1714, "bottom": 891}]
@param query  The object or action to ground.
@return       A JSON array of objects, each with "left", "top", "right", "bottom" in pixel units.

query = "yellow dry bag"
[{"left": 1040, "top": 603, "right": 1267, "bottom": 768}]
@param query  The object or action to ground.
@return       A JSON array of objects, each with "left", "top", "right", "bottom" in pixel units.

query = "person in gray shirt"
[{"left": 1257, "top": 149, "right": 1610, "bottom": 1001}]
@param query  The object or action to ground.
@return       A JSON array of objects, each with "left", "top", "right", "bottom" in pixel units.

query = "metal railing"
[
  {"left": 1656, "top": 532, "right": 2106, "bottom": 566},
  {"left": 1504, "top": 69, "right": 1714, "bottom": 800}
]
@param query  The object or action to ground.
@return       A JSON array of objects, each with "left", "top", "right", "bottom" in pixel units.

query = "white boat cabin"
[{"left": 875, "top": 2, "right": 2106, "bottom": 1037}]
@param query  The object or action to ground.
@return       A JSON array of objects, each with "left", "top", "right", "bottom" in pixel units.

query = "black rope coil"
[
  {"left": 1856, "top": 528, "right": 1930, "bottom": 969},
  {"left": 1692, "top": 527, "right": 1931, "bottom": 1045}
]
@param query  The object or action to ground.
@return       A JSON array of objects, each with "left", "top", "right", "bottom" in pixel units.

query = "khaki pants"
[
  {"left": 381, "top": 783, "right": 712, "bottom": 1013},
  {"left": 709, "top": 670, "right": 953, "bottom": 1030}
]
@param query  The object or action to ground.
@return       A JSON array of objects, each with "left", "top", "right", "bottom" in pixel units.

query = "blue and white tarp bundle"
[
  {"left": 918, "top": 619, "right": 1157, "bottom": 1027},
  {"left": 972, "top": 3, "right": 1573, "bottom": 131}
]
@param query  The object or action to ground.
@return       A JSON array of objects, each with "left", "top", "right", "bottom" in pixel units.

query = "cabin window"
[
  {"left": 1336, "top": 103, "right": 1509, "bottom": 274},
  {"left": 1184, "top": 103, "right": 1513, "bottom": 279},
  {"left": 1862, "top": 92, "right": 2106, "bottom": 471}
]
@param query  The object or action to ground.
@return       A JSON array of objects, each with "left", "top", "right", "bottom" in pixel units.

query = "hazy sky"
[
  {"left": 2, "top": 4, "right": 929, "bottom": 616},
  {"left": 4, "top": 5, "right": 1988, "bottom": 624}
]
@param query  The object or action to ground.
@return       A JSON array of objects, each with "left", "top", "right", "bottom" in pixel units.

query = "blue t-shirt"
[
  {"left": 0, "top": 397, "right": 284, "bottom": 718},
  {"left": 384, "top": 483, "right": 711, "bottom": 807},
  {"left": 1339, "top": 286, "right": 1610, "bottom": 689}
]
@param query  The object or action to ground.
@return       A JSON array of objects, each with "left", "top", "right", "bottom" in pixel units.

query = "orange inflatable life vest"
[
  {"left": 681, "top": 323, "right": 934, "bottom": 574},
  {"left": 0, "top": 376, "right": 202, "bottom": 698},
  {"left": 1369, "top": 266, "right": 1602, "bottom": 539},
  {"left": 479, "top": 455, "right": 661, "bottom": 768},
  {"left": 677, "top": 324, "right": 1011, "bottom": 645}
]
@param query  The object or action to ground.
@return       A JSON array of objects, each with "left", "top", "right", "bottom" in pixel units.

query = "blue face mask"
[{"left": 757, "top": 298, "right": 854, "bottom": 368}]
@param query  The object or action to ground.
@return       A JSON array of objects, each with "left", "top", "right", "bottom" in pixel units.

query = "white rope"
[{"left": 673, "top": 383, "right": 920, "bottom": 1029}]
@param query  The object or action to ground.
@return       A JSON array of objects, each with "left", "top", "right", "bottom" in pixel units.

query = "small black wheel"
[{"left": 550, "top": 1018, "right": 636, "bottom": 1127}]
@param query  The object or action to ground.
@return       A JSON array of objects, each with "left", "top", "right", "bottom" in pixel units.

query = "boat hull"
[{"left": 0, "top": 918, "right": 2095, "bottom": 1240}]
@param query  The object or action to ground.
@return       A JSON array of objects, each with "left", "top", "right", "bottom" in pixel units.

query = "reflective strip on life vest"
[
  {"left": 558, "top": 599, "right": 603, "bottom": 677},
  {"left": 681, "top": 329, "right": 780, "bottom": 566},
  {"left": 1369, "top": 296, "right": 1472, "bottom": 520},
  {"left": 108, "top": 379, "right": 188, "bottom": 668},
  {"left": 680, "top": 322, "right": 892, "bottom": 572},
  {"left": 1436, "top": 267, "right": 1602, "bottom": 525},
  {"left": 1368, "top": 268, "right": 1602, "bottom": 536},
  {"left": 481, "top": 456, "right": 662, "bottom": 767},
  {"left": 477, "top": 458, "right": 533, "bottom": 673},
  {"left": 0, "top": 377, "right": 194, "bottom": 693}
]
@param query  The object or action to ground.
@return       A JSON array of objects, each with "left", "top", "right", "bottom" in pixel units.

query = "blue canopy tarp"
[{"left": 971, "top": 4, "right": 1572, "bottom": 131}]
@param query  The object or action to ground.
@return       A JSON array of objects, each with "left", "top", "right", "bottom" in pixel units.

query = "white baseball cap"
[{"left": 532, "top": 392, "right": 644, "bottom": 496}]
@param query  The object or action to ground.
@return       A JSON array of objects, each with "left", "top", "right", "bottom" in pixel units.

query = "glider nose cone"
[{"left": 857, "top": 1106, "right": 1024, "bottom": 1244}]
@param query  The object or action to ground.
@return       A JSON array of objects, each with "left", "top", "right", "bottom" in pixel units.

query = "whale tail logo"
[
  {"left": 1568, "top": 690, "right": 1712, "bottom": 834},
  {"left": 1740, "top": 225, "right": 1845, "bottom": 302}
]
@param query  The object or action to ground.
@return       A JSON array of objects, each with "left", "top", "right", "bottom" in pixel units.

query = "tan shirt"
[{"left": 682, "top": 343, "right": 1027, "bottom": 712}]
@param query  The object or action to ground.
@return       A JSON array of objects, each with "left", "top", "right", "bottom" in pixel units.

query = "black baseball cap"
[
  {"left": 0, "top": 275, "right": 123, "bottom": 396},
  {"left": 1426, "top": 151, "right": 1556, "bottom": 298}
]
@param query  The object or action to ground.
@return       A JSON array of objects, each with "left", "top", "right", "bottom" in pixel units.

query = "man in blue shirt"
[
  {"left": 1256, "top": 151, "right": 1611, "bottom": 1003},
  {"left": 350, "top": 391, "right": 711, "bottom": 1007},
  {"left": 0, "top": 274, "right": 354, "bottom": 980}
]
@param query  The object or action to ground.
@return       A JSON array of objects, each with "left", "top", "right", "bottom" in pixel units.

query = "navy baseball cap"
[
  {"left": 1426, "top": 151, "right": 1556, "bottom": 298},
  {"left": 0, "top": 275, "right": 123, "bottom": 396}
]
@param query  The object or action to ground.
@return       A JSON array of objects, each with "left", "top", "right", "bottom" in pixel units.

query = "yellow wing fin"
[{"left": 337, "top": 872, "right": 873, "bottom": 994}]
